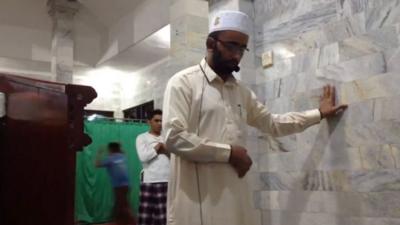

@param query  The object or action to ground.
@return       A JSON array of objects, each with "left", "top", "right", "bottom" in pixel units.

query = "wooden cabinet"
[{"left": 0, "top": 74, "right": 97, "bottom": 225}]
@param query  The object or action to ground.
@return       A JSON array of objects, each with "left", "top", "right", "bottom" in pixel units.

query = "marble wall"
[{"left": 252, "top": 0, "right": 400, "bottom": 224}]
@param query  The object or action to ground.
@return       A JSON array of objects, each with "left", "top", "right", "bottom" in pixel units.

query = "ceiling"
[
  {"left": 98, "top": 25, "right": 170, "bottom": 72},
  {"left": 77, "top": 0, "right": 170, "bottom": 70},
  {"left": 0, "top": 0, "right": 144, "bottom": 30},
  {"left": 0, "top": 0, "right": 169, "bottom": 73},
  {"left": 0, "top": 0, "right": 51, "bottom": 30},
  {"left": 78, "top": 0, "right": 143, "bottom": 27}
]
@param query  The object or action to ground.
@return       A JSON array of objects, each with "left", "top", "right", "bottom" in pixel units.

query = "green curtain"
[{"left": 75, "top": 120, "right": 148, "bottom": 223}]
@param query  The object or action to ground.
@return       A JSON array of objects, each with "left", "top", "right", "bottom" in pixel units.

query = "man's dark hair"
[
  {"left": 208, "top": 31, "right": 221, "bottom": 40},
  {"left": 108, "top": 142, "right": 122, "bottom": 153},
  {"left": 147, "top": 109, "right": 162, "bottom": 120}
]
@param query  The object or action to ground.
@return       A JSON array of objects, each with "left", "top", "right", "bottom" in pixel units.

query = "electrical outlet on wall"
[{"left": 262, "top": 51, "right": 273, "bottom": 68}]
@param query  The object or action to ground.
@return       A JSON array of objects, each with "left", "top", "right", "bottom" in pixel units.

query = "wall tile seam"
[{"left": 255, "top": 16, "right": 400, "bottom": 58}]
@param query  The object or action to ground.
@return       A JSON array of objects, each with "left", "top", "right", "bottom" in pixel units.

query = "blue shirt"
[{"left": 100, "top": 153, "right": 130, "bottom": 187}]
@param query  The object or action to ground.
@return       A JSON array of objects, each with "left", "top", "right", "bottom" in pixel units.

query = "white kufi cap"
[{"left": 209, "top": 10, "right": 251, "bottom": 36}]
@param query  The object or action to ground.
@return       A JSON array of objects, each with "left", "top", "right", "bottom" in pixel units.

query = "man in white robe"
[{"left": 162, "top": 10, "right": 347, "bottom": 225}]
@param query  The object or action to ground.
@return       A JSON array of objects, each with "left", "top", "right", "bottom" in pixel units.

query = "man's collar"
[{"left": 200, "top": 58, "right": 238, "bottom": 86}]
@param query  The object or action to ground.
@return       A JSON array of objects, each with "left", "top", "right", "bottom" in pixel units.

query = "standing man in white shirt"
[
  {"left": 136, "top": 109, "right": 170, "bottom": 225},
  {"left": 162, "top": 10, "right": 348, "bottom": 225}
]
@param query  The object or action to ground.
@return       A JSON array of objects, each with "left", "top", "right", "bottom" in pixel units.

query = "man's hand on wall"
[
  {"left": 229, "top": 145, "right": 253, "bottom": 178},
  {"left": 319, "top": 85, "right": 348, "bottom": 119}
]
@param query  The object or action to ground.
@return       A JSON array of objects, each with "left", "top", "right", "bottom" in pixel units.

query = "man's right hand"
[
  {"left": 155, "top": 143, "right": 168, "bottom": 155},
  {"left": 229, "top": 145, "right": 253, "bottom": 178}
]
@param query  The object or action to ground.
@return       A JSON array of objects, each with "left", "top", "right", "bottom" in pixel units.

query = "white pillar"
[
  {"left": 169, "top": 0, "right": 209, "bottom": 71},
  {"left": 47, "top": 0, "right": 79, "bottom": 84}
]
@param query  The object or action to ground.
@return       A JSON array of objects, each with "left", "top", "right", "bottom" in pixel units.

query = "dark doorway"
[{"left": 123, "top": 101, "right": 154, "bottom": 120}]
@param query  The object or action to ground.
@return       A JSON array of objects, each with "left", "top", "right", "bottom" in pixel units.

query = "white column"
[
  {"left": 168, "top": 0, "right": 209, "bottom": 72},
  {"left": 47, "top": 0, "right": 79, "bottom": 84}
]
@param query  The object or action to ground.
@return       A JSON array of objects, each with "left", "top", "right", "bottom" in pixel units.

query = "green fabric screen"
[{"left": 75, "top": 120, "right": 148, "bottom": 223}]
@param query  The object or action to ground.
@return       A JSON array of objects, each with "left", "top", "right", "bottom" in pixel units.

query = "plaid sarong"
[{"left": 138, "top": 182, "right": 168, "bottom": 225}]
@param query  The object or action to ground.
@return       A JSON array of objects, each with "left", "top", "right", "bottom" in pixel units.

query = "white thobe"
[{"left": 162, "top": 59, "right": 321, "bottom": 225}]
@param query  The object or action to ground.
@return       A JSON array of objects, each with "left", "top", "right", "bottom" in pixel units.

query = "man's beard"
[{"left": 211, "top": 48, "right": 240, "bottom": 75}]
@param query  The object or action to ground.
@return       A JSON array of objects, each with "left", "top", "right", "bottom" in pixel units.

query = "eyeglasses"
[{"left": 215, "top": 38, "right": 249, "bottom": 55}]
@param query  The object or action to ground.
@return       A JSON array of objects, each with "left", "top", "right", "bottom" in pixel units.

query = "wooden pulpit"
[{"left": 0, "top": 74, "right": 97, "bottom": 225}]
